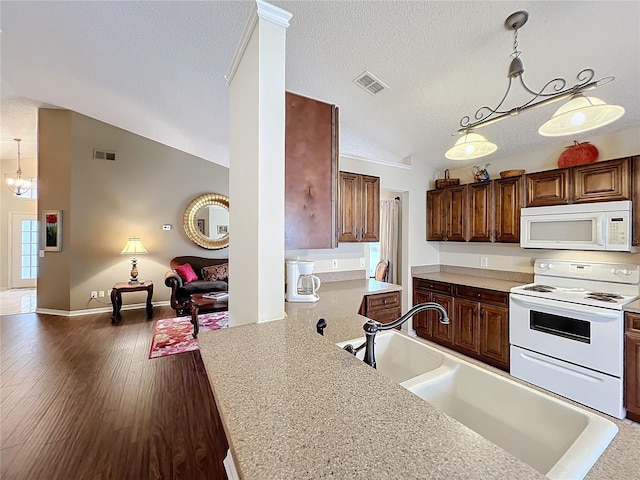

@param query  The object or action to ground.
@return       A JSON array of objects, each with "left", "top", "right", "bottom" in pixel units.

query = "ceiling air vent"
[
  {"left": 93, "top": 149, "right": 116, "bottom": 161},
  {"left": 353, "top": 71, "right": 389, "bottom": 96}
]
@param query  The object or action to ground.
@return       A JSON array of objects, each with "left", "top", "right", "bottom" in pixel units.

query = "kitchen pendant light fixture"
[
  {"left": 5, "top": 138, "right": 31, "bottom": 196},
  {"left": 446, "top": 11, "right": 624, "bottom": 159},
  {"left": 445, "top": 130, "right": 497, "bottom": 160}
]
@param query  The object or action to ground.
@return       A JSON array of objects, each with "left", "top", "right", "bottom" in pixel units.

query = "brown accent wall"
[{"left": 37, "top": 109, "right": 229, "bottom": 313}]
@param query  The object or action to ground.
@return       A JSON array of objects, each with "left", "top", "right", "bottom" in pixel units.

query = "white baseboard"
[{"left": 36, "top": 301, "right": 170, "bottom": 317}]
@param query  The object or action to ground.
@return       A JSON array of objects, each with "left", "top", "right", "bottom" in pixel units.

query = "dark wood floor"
[{"left": 0, "top": 306, "right": 228, "bottom": 480}]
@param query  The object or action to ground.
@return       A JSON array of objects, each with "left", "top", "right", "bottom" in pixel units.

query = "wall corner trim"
[{"left": 226, "top": 0, "right": 292, "bottom": 86}]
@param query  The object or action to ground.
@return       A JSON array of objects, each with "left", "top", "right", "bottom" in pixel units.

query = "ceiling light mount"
[{"left": 446, "top": 11, "right": 624, "bottom": 160}]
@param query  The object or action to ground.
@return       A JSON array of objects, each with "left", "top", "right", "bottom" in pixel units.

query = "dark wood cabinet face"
[
  {"left": 525, "top": 158, "right": 632, "bottom": 207},
  {"left": 526, "top": 169, "right": 570, "bottom": 206},
  {"left": 494, "top": 176, "right": 523, "bottom": 243},
  {"left": 413, "top": 278, "right": 509, "bottom": 372},
  {"left": 285, "top": 92, "right": 338, "bottom": 249},
  {"left": 572, "top": 158, "right": 630, "bottom": 203},
  {"left": 429, "top": 293, "right": 454, "bottom": 344},
  {"left": 468, "top": 182, "right": 493, "bottom": 242},
  {"left": 427, "top": 189, "right": 447, "bottom": 241},
  {"left": 413, "top": 289, "right": 431, "bottom": 334},
  {"left": 447, "top": 185, "right": 468, "bottom": 242},
  {"left": 454, "top": 299, "right": 480, "bottom": 355},
  {"left": 338, "top": 172, "right": 380, "bottom": 242},
  {"left": 338, "top": 172, "right": 360, "bottom": 242},
  {"left": 625, "top": 313, "right": 640, "bottom": 422},
  {"left": 479, "top": 304, "right": 509, "bottom": 367},
  {"left": 360, "top": 175, "right": 381, "bottom": 242}
]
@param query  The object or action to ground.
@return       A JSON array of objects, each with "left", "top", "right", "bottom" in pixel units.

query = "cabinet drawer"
[
  {"left": 366, "top": 306, "right": 402, "bottom": 326},
  {"left": 454, "top": 285, "right": 508, "bottom": 307},
  {"left": 626, "top": 313, "right": 640, "bottom": 335},
  {"left": 414, "top": 278, "right": 452, "bottom": 295},
  {"left": 366, "top": 291, "right": 400, "bottom": 312}
]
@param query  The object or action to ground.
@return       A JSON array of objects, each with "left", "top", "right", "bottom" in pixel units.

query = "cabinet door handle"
[{"left": 480, "top": 308, "right": 484, "bottom": 317}]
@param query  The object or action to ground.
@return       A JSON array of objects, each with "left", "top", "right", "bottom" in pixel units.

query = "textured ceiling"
[{"left": 1, "top": 1, "right": 639, "bottom": 172}]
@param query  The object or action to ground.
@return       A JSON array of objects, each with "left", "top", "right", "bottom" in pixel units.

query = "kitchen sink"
[{"left": 338, "top": 330, "right": 618, "bottom": 480}]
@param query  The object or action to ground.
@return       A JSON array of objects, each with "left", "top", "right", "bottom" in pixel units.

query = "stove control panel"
[{"left": 534, "top": 259, "right": 639, "bottom": 285}]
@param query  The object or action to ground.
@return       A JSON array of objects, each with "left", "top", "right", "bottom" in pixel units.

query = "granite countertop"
[
  {"left": 412, "top": 271, "right": 527, "bottom": 292},
  {"left": 624, "top": 299, "right": 640, "bottom": 314},
  {"left": 198, "top": 278, "right": 639, "bottom": 479}
]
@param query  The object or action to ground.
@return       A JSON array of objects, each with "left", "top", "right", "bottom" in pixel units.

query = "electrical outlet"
[
  {"left": 480, "top": 257, "right": 488, "bottom": 268},
  {"left": 359, "top": 257, "right": 365, "bottom": 268},
  {"left": 90, "top": 291, "right": 98, "bottom": 299},
  {"left": 332, "top": 259, "right": 338, "bottom": 269},
  {"left": 99, "top": 291, "right": 105, "bottom": 298}
]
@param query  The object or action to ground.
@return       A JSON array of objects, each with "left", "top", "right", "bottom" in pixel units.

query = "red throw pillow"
[{"left": 174, "top": 263, "right": 198, "bottom": 283}]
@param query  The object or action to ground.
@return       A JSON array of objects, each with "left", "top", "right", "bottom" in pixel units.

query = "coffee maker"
[{"left": 286, "top": 259, "right": 321, "bottom": 303}]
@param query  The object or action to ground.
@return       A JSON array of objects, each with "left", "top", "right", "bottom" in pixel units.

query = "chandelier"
[
  {"left": 445, "top": 11, "right": 625, "bottom": 161},
  {"left": 5, "top": 138, "right": 31, "bottom": 196}
]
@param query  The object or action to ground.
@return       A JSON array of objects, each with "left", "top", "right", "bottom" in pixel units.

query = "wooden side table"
[
  {"left": 110, "top": 281, "right": 154, "bottom": 324},
  {"left": 189, "top": 293, "right": 228, "bottom": 338}
]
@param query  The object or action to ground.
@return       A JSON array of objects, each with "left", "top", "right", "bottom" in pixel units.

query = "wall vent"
[
  {"left": 353, "top": 71, "right": 389, "bottom": 95},
  {"left": 93, "top": 149, "right": 116, "bottom": 161}
]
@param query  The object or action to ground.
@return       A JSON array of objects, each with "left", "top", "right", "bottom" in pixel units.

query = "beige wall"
[
  {"left": 38, "top": 109, "right": 229, "bottom": 313},
  {"left": 0, "top": 156, "right": 38, "bottom": 290}
]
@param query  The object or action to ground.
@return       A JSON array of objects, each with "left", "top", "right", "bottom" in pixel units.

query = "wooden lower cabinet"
[
  {"left": 454, "top": 299, "right": 480, "bottom": 355},
  {"left": 360, "top": 291, "right": 401, "bottom": 328},
  {"left": 625, "top": 312, "right": 640, "bottom": 422},
  {"left": 413, "top": 278, "right": 510, "bottom": 371},
  {"left": 479, "top": 304, "right": 510, "bottom": 367}
]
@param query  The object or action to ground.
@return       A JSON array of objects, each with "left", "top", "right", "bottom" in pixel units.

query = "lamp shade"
[
  {"left": 538, "top": 94, "right": 625, "bottom": 137},
  {"left": 120, "top": 237, "right": 148, "bottom": 255},
  {"left": 445, "top": 132, "right": 497, "bottom": 160}
]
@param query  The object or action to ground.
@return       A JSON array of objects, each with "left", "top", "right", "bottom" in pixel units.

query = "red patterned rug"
[{"left": 149, "top": 312, "right": 228, "bottom": 359}]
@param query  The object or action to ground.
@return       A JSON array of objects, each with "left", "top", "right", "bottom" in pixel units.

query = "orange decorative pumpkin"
[{"left": 557, "top": 141, "right": 599, "bottom": 168}]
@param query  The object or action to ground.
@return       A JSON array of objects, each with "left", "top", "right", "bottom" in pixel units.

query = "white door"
[{"left": 10, "top": 213, "right": 38, "bottom": 288}]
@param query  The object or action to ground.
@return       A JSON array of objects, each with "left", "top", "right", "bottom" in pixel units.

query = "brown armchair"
[{"left": 164, "top": 256, "right": 228, "bottom": 315}]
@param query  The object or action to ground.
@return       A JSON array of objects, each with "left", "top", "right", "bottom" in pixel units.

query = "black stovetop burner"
[
  {"left": 585, "top": 292, "right": 624, "bottom": 303},
  {"left": 523, "top": 285, "right": 556, "bottom": 293}
]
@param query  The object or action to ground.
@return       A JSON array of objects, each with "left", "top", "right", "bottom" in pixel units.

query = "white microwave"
[{"left": 520, "top": 200, "right": 634, "bottom": 251}]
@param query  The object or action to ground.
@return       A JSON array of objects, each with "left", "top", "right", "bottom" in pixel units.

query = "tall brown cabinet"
[{"left": 285, "top": 92, "right": 338, "bottom": 249}]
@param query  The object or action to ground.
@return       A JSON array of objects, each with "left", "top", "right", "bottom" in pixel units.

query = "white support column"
[{"left": 227, "top": 0, "right": 292, "bottom": 326}]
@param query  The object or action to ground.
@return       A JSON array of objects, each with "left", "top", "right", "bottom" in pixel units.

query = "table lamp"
[{"left": 120, "top": 236, "right": 148, "bottom": 283}]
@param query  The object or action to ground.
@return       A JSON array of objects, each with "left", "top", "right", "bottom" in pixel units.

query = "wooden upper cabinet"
[
  {"left": 447, "top": 185, "right": 468, "bottom": 242},
  {"left": 360, "top": 175, "right": 381, "bottom": 242},
  {"left": 426, "top": 189, "right": 447, "bottom": 241},
  {"left": 633, "top": 157, "right": 639, "bottom": 246},
  {"left": 468, "top": 182, "right": 493, "bottom": 242},
  {"left": 338, "top": 172, "right": 359, "bottom": 242},
  {"left": 285, "top": 92, "right": 338, "bottom": 249},
  {"left": 526, "top": 169, "right": 570, "bottom": 207},
  {"left": 338, "top": 172, "right": 380, "bottom": 242},
  {"left": 572, "top": 158, "right": 631, "bottom": 203},
  {"left": 525, "top": 158, "right": 632, "bottom": 207},
  {"left": 494, "top": 176, "right": 523, "bottom": 243}
]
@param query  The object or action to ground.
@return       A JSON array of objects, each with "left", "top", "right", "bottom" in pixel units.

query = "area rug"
[{"left": 149, "top": 312, "right": 228, "bottom": 359}]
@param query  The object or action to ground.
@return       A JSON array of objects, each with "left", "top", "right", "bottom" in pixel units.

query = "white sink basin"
[
  {"left": 339, "top": 331, "right": 617, "bottom": 480},
  {"left": 336, "top": 330, "right": 448, "bottom": 384}
]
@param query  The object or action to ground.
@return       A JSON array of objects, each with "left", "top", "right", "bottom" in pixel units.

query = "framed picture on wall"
[
  {"left": 197, "top": 219, "right": 206, "bottom": 234},
  {"left": 217, "top": 225, "right": 228, "bottom": 235},
  {"left": 43, "top": 210, "right": 62, "bottom": 251}
]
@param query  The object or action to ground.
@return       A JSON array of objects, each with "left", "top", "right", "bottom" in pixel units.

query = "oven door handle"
[{"left": 510, "top": 294, "right": 621, "bottom": 322}]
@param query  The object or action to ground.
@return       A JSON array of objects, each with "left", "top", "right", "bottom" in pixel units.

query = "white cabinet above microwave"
[{"left": 520, "top": 201, "right": 635, "bottom": 252}]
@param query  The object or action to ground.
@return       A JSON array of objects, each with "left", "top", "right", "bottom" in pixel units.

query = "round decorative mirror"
[{"left": 183, "top": 193, "right": 229, "bottom": 249}]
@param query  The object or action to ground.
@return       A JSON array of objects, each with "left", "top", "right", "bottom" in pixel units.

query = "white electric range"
[{"left": 509, "top": 259, "right": 639, "bottom": 419}]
